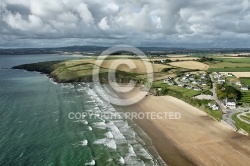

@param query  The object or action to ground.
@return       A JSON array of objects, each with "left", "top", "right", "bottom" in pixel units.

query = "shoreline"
[
  {"left": 115, "top": 88, "right": 195, "bottom": 165},
  {"left": 115, "top": 86, "right": 250, "bottom": 166},
  {"left": 120, "top": 104, "right": 195, "bottom": 165}
]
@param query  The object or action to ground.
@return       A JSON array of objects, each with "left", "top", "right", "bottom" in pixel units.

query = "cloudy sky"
[{"left": 1, "top": 0, "right": 250, "bottom": 48}]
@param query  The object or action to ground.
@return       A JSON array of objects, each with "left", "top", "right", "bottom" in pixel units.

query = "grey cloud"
[{"left": 0, "top": 0, "right": 250, "bottom": 48}]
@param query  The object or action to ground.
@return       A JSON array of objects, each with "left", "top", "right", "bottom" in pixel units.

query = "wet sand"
[{"left": 117, "top": 87, "right": 250, "bottom": 166}]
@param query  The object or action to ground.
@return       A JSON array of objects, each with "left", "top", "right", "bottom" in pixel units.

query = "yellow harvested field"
[
  {"left": 216, "top": 53, "right": 250, "bottom": 57},
  {"left": 63, "top": 59, "right": 171, "bottom": 74},
  {"left": 149, "top": 57, "right": 197, "bottom": 61},
  {"left": 216, "top": 56, "right": 246, "bottom": 59},
  {"left": 95, "top": 59, "right": 169, "bottom": 73},
  {"left": 230, "top": 72, "right": 250, "bottom": 78},
  {"left": 169, "top": 61, "right": 209, "bottom": 70}
]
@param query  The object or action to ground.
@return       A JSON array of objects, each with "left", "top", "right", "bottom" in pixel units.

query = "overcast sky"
[{"left": 1, "top": 0, "right": 250, "bottom": 48}]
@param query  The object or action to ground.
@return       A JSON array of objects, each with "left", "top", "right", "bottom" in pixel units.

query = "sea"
[{"left": 0, "top": 54, "right": 166, "bottom": 166}]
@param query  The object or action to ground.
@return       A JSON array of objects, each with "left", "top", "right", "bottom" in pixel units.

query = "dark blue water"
[{"left": 0, "top": 54, "right": 165, "bottom": 166}]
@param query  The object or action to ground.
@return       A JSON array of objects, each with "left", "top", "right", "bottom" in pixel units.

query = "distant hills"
[{"left": 1, "top": 45, "right": 250, "bottom": 55}]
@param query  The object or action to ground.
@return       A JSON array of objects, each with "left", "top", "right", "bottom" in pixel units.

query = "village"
[
  {"left": 163, "top": 71, "right": 250, "bottom": 109},
  {"left": 160, "top": 70, "right": 250, "bottom": 131}
]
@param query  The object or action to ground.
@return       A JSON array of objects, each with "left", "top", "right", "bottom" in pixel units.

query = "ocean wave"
[
  {"left": 92, "top": 122, "right": 107, "bottom": 129},
  {"left": 119, "top": 157, "right": 125, "bottom": 164},
  {"left": 105, "top": 131, "right": 114, "bottom": 139},
  {"left": 85, "top": 160, "right": 95, "bottom": 165},
  {"left": 94, "top": 138, "right": 117, "bottom": 150},
  {"left": 79, "top": 140, "right": 88, "bottom": 146}
]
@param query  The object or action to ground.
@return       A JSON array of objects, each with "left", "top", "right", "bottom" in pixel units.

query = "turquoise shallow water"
[{"left": 0, "top": 55, "right": 165, "bottom": 166}]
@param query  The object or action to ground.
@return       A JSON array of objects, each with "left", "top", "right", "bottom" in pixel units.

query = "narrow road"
[{"left": 209, "top": 74, "right": 239, "bottom": 130}]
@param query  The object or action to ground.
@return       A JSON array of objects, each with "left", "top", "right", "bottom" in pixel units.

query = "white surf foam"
[
  {"left": 79, "top": 140, "right": 88, "bottom": 146},
  {"left": 85, "top": 160, "right": 95, "bottom": 165},
  {"left": 119, "top": 157, "right": 125, "bottom": 164}
]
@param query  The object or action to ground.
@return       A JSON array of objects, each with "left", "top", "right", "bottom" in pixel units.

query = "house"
[
  {"left": 211, "top": 104, "right": 219, "bottom": 110},
  {"left": 186, "top": 85, "right": 192, "bottom": 89},
  {"left": 168, "top": 82, "right": 174, "bottom": 86},
  {"left": 236, "top": 82, "right": 242, "bottom": 86},
  {"left": 182, "top": 76, "right": 187, "bottom": 80},
  {"left": 182, "top": 79, "right": 190, "bottom": 83},
  {"left": 157, "top": 88, "right": 162, "bottom": 91},
  {"left": 208, "top": 103, "right": 219, "bottom": 110},
  {"left": 219, "top": 73, "right": 227, "bottom": 77},
  {"left": 178, "top": 83, "right": 184, "bottom": 87},
  {"left": 192, "top": 80, "right": 198, "bottom": 84},
  {"left": 163, "top": 79, "right": 169, "bottom": 83},
  {"left": 185, "top": 73, "right": 190, "bottom": 77},
  {"left": 189, "top": 77, "right": 195, "bottom": 81},
  {"left": 218, "top": 80, "right": 224, "bottom": 84},
  {"left": 218, "top": 78, "right": 225, "bottom": 82},
  {"left": 241, "top": 85, "right": 249, "bottom": 91},
  {"left": 193, "top": 87, "right": 202, "bottom": 91},
  {"left": 201, "top": 74, "right": 207, "bottom": 79},
  {"left": 213, "top": 74, "right": 219, "bottom": 79},
  {"left": 201, "top": 81, "right": 207, "bottom": 86},
  {"left": 225, "top": 99, "right": 236, "bottom": 109}
]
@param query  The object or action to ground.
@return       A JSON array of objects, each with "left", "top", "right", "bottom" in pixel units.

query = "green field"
[
  {"left": 238, "top": 78, "right": 250, "bottom": 103},
  {"left": 208, "top": 67, "right": 250, "bottom": 72},
  {"left": 240, "top": 78, "right": 250, "bottom": 86},
  {"left": 239, "top": 92, "right": 250, "bottom": 103},
  {"left": 209, "top": 62, "right": 250, "bottom": 68},
  {"left": 232, "top": 113, "right": 250, "bottom": 134},
  {"left": 207, "top": 59, "right": 250, "bottom": 72},
  {"left": 168, "top": 86, "right": 201, "bottom": 97},
  {"left": 240, "top": 115, "right": 250, "bottom": 123},
  {"left": 152, "top": 82, "right": 201, "bottom": 97},
  {"left": 214, "top": 57, "right": 250, "bottom": 63}
]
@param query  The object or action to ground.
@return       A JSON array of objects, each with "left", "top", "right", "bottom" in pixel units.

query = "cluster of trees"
[
  {"left": 217, "top": 84, "right": 240, "bottom": 100},
  {"left": 152, "top": 59, "right": 172, "bottom": 64},
  {"left": 197, "top": 56, "right": 214, "bottom": 62}
]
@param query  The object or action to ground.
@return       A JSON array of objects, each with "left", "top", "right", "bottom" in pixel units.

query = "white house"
[
  {"left": 208, "top": 103, "right": 219, "bottom": 110},
  {"left": 218, "top": 78, "right": 226, "bottom": 82},
  {"left": 236, "top": 82, "right": 242, "bottom": 86},
  {"left": 160, "top": 60, "right": 165, "bottom": 63},
  {"left": 192, "top": 81, "right": 198, "bottom": 84},
  {"left": 168, "top": 82, "right": 174, "bottom": 86},
  {"left": 211, "top": 104, "right": 219, "bottom": 110},
  {"left": 182, "top": 79, "right": 190, "bottom": 83},
  {"left": 194, "top": 87, "right": 202, "bottom": 91},
  {"left": 163, "top": 79, "right": 168, "bottom": 83},
  {"left": 201, "top": 74, "right": 207, "bottom": 79},
  {"left": 241, "top": 85, "right": 248, "bottom": 91},
  {"left": 182, "top": 76, "right": 187, "bottom": 80},
  {"left": 189, "top": 77, "right": 195, "bottom": 81},
  {"left": 178, "top": 83, "right": 184, "bottom": 87},
  {"left": 225, "top": 99, "right": 236, "bottom": 109},
  {"left": 201, "top": 81, "right": 207, "bottom": 86}
]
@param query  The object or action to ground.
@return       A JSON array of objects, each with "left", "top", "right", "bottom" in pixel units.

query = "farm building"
[
  {"left": 241, "top": 85, "right": 249, "bottom": 91},
  {"left": 224, "top": 99, "right": 236, "bottom": 109},
  {"left": 236, "top": 82, "right": 242, "bottom": 86}
]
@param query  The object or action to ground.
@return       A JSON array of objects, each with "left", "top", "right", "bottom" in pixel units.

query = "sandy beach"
[{"left": 118, "top": 87, "right": 250, "bottom": 166}]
